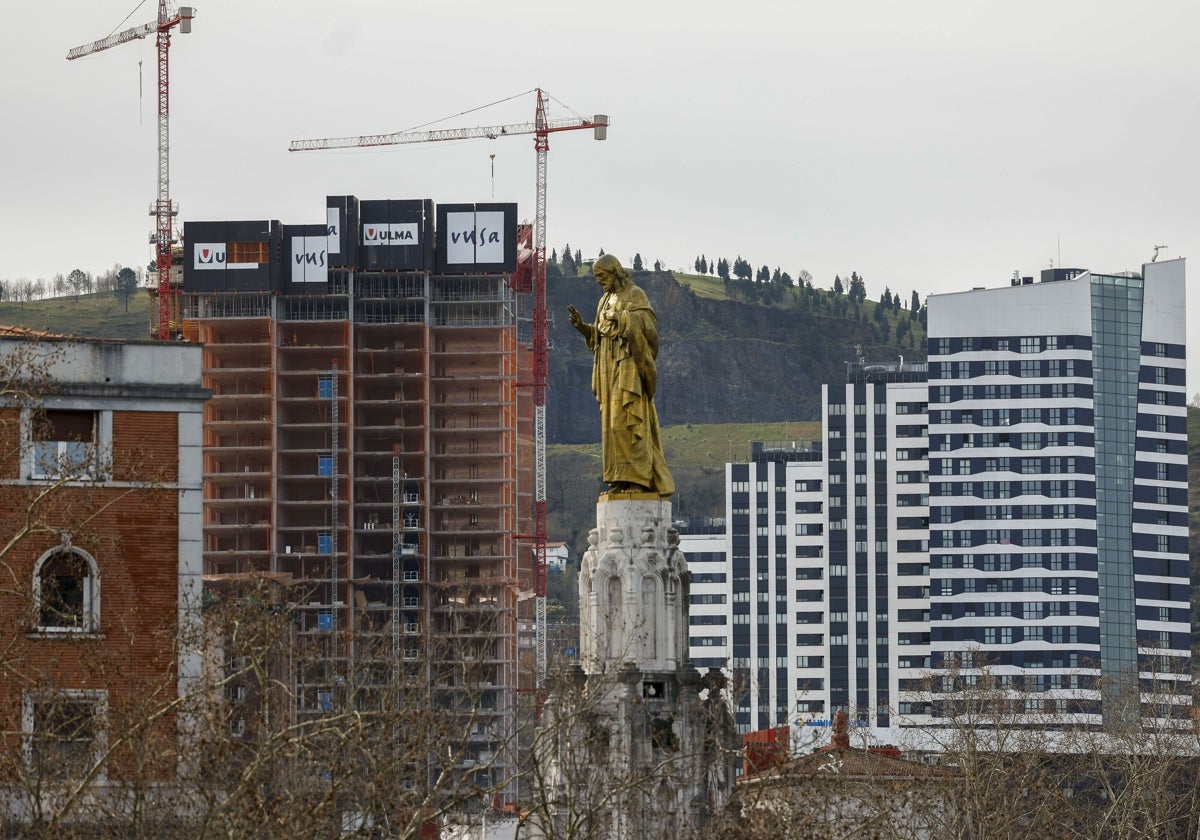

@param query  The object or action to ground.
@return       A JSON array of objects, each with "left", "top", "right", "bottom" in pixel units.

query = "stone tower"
[{"left": 532, "top": 495, "right": 735, "bottom": 839}]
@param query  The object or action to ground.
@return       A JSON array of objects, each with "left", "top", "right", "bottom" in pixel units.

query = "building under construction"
[{"left": 182, "top": 195, "right": 532, "bottom": 801}]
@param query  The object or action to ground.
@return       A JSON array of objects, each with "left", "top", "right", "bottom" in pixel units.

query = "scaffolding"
[
  {"left": 329, "top": 359, "right": 340, "bottom": 680},
  {"left": 195, "top": 269, "right": 524, "bottom": 797},
  {"left": 392, "top": 446, "right": 401, "bottom": 686},
  {"left": 181, "top": 291, "right": 272, "bottom": 320}
]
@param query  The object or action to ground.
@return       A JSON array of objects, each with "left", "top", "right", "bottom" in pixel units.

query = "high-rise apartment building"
[
  {"left": 926, "top": 260, "right": 1190, "bottom": 726},
  {"left": 822, "top": 363, "right": 931, "bottom": 730},
  {"left": 723, "top": 444, "right": 822, "bottom": 733},
  {"left": 689, "top": 257, "right": 1189, "bottom": 741},
  {"left": 679, "top": 526, "right": 730, "bottom": 673},
  {"left": 688, "top": 365, "right": 931, "bottom": 738},
  {"left": 183, "top": 196, "right": 529, "bottom": 795}
]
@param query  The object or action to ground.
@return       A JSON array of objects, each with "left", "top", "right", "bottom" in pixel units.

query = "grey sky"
[{"left": 2, "top": 0, "right": 1196, "bottom": 390}]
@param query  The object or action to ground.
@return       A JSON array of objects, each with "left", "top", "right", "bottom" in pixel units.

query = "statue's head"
[{"left": 593, "top": 254, "right": 630, "bottom": 291}]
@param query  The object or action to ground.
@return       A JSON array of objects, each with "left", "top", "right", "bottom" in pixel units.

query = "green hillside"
[
  {"left": 547, "top": 421, "right": 821, "bottom": 552},
  {"left": 0, "top": 291, "right": 151, "bottom": 340}
]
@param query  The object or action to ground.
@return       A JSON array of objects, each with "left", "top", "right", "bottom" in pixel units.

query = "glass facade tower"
[{"left": 927, "top": 261, "right": 1189, "bottom": 727}]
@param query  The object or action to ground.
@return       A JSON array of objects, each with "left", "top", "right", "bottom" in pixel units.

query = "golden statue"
[{"left": 568, "top": 255, "right": 674, "bottom": 497}]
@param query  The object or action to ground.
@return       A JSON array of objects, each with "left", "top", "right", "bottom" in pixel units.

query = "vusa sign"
[
  {"left": 327, "top": 207, "right": 340, "bottom": 256},
  {"left": 363, "top": 223, "right": 419, "bottom": 246},
  {"left": 445, "top": 211, "right": 505, "bottom": 265},
  {"left": 291, "top": 236, "right": 328, "bottom": 284}
]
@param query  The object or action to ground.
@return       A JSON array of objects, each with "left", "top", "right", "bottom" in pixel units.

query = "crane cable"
[{"left": 107, "top": 0, "right": 150, "bottom": 38}]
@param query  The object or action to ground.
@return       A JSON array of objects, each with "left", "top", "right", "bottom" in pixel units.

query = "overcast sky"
[{"left": 2, "top": 0, "right": 1196, "bottom": 390}]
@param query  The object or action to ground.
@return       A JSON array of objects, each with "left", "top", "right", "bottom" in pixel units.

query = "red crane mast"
[{"left": 67, "top": 2, "right": 196, "bottom": 341}]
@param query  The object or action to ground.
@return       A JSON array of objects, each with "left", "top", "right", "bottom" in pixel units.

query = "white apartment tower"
[
  {"left": 681, "top": 527, "right": 731, "bottom": 673},
  {"left": 926, "top": 260, "right": 1190, "bottom": 726},
  {"left": 694, "top": 360, "right": 932, "bottom": 737},
  {"left": 688, "top": 258, "right": 1188, "bottom": 738},
  {"left": 819, "top": 366, "right": 931, "bottom": 730}
]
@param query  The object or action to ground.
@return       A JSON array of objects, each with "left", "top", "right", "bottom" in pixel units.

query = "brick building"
[{"left": 0, "top": 333, "right": 207, "bottom": 819}]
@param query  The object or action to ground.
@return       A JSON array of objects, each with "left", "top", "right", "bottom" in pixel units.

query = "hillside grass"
[
  {"left": 549, "top": 420, "right": 821, "bottom": 471},
  {"left": 673, "top": 271, "right": 732, "bottom": 301},
  {"left": 0, "top": 291, "right": 151, "bottom": 341}
]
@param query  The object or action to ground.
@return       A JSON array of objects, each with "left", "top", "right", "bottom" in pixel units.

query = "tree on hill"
[
  {"left": 832, "top": 275, "right": 844, "bottom": 295},
  {"left": 910, "top": 290, "right": 920, "bottom": 312},
  {"left": 653, "top": 259, "right": 662, "bottom": 271},
  {"left": 848, "top": 272, "right": 866, "bottom": 304},
  {"left": 67, "top": 269, "right": 89, "bottom": 304},
  {"left": 633, "top": 253, "right": 644, "bottom": 271},
  {"left": 733, "top": 257, "right": 751, "bottom": 281},
  {"left": 561, "top": 245, "right": 576, "bottom": 277},
  {"left": 717, "top": 258, "right": 730, "bottom": 280},
  {"left": 115, "top": 267, "right": 139, "bottom": 313}
]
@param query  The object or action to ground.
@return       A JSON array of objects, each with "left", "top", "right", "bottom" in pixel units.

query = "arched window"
[
  {"left": 33, "top": 543, "right": 99, "bottom": 633},
  {"left": 606, "top": 576, "right": 623, "bottom": 660},
  {"left": 641, "top": 576, "right": 658, "bottom": 660}
]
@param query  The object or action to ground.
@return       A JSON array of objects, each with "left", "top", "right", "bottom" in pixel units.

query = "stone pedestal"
[
  {"left": 530, "top": 496, "right": 735, "bottom": 840},
  {"left": 578, "top": 495, "right": 688, "bottom": 675}
]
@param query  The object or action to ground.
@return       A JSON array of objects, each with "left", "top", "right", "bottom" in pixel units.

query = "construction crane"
[
  {"left": 290, "top": 89, "right": 608, "bottom": 693},
  {"left": 67, "top": 2, "right": 196, "bottom": 341}
]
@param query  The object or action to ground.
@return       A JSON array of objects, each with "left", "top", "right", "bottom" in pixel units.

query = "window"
[
  {"left": 227, "top": 241, "right": 269, "bottom": 264},
  {"left": 31, "top": 410, "right": 97, "bottom": 479},
  {"left": 33, "top": 545, "right": 99, "bottom": 633},
  {"left": 23, "top": 690, "right": 107, "bottom": 780}
]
